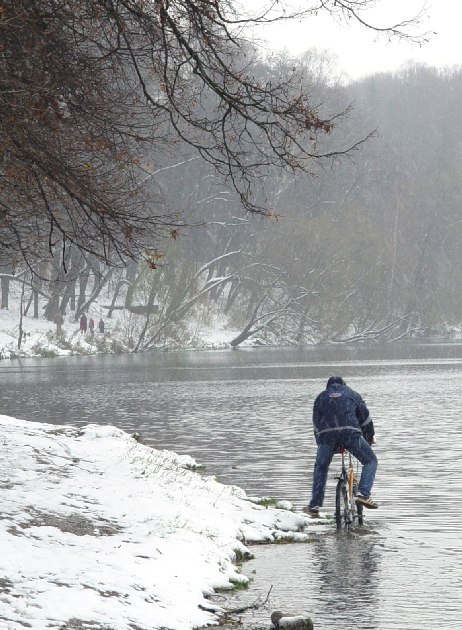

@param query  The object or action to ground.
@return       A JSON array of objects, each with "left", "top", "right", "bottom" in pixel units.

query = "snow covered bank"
[
  {"left": 0, "top": 307, "right": 248, "bottom": 360},
  {"left": 0, "top": 416, "right": 319, "bottom": 630}
]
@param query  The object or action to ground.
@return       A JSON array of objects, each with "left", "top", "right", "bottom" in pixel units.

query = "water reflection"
[
  {"left": 314, "top": 534, "right": 381, "bottom": 628},
  {"left": 217, "top": 530, "right": 383, "bottom": 630}
]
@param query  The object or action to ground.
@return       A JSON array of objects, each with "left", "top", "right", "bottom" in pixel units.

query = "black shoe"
[
  {"left": 302, "top": 506, "right": 320, "bottom": 517},
  {"left": 356, "top": 494, "right": 378, "bottom": 509}
]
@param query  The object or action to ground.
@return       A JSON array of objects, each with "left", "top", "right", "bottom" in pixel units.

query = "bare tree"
[{"left": 0, "top": 0, "right": 424, "bottom": 273}]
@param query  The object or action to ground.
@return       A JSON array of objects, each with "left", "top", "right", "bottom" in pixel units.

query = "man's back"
[{"left": 313, "top": 383, "right": 371, "bottom": 444}]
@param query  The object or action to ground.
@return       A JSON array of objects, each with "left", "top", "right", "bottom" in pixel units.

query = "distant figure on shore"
[
  {"left": 54, "top": 312, "right": 64, "bottom": 334},
  {"left": 89, "top": 318, "right": 95, "bottom": 336},
  {"left": 98, "top": 318, "right": 105, "bottom": 334},
  {"left": 79, "top": 313, "right": 87, "bottom": 334}
]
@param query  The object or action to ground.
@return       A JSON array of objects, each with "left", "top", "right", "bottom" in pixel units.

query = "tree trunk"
[{"left": 1, "top": 276, "right": 9, "bottom": 309}]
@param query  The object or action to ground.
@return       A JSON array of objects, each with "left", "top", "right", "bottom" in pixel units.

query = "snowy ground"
[
  {"left": 0, "top": 305, "right": 242, "bottom": 359},
  {"left": 0, "top": 305, "right": 249, "bottom": 360},
  {"left": 0, "top": 415, "right": 326, "bottom": 630}
]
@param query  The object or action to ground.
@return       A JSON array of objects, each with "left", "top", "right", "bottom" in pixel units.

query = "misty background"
[{"left": 2, "top": 29, "right": 462, "bottom": 351}]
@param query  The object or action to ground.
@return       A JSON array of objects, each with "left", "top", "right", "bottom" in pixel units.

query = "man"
[{"left": 304, "top": 376, "right": 378, "bottom": 517}]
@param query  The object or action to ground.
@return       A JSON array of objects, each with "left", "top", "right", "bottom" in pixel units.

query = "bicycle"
[{"left": 335, "top": 447, "right": 363, "bottom": 531}]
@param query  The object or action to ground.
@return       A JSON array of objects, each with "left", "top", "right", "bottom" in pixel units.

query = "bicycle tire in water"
[
  {"left": 335, "top": 478, "right": 352, "bottom": 530},
  {"left": 351, "top": 475, "right": 364, "bottom": 526}
]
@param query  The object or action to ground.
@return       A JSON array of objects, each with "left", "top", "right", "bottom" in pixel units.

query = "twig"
[{"left": 223, "top": 585, "right": 273, "bottom": 615}]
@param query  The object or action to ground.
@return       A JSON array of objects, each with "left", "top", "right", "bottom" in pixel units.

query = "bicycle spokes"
[{"left": 335, "top": 452, "right": 363, "bottom": 531}]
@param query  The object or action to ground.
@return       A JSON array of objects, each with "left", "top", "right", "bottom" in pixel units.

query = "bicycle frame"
[{"left": 335, "top": 448, "right": 363, "bottom": 531}]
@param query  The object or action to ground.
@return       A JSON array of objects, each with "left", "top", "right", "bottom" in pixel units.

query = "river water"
[{"left": 1, "top": 341, "right": 461, "bottom": 629}]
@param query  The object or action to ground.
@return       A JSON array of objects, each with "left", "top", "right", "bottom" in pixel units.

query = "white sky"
[{"left": 252, "top": 0, "right": 462, "bottom": 80}]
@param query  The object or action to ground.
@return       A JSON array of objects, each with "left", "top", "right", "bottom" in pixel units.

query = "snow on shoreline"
[
  {"left": 0, "top": 415, "right": 317, "bottom": 630},
  {"left": 0, "top": 307, "right": 249, "bottom": 360}
]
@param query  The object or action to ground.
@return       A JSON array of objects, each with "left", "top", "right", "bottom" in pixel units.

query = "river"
[{"left": 1, "top": 341, "right": 461, "bottom": 629}]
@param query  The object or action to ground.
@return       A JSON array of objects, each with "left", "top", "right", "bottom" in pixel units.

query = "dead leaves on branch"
[
  {"left": 146, "top": 252, "right": 164, "bottom": 270},
  {"left": 0, "top": 0, "right": 412, "bottom": 270}
]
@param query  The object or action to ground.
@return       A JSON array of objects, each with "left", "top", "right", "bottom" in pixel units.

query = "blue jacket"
[{"left": 312, "top": 383, "right": 374, "bottom": 445}]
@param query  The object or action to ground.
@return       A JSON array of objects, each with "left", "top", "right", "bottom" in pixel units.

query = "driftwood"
[
  {"left": 223, "top": 585, "right": 273, "bottom": 615},
  {"left": 200, "top": 587, "right": 315, "bottom": 630}
]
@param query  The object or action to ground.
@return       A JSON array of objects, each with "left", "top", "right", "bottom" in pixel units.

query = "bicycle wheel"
[
  {"left": 335, "top": 478, "right": 353, "bottom": 530},
  {"left": 351, "top": 475, "right": 364, "bottom": 526},
  {"left": 349, "top": 471, "right": 363, "bottom": 527}
]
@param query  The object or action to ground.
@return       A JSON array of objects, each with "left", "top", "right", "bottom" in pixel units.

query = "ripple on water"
[{"left": 1, "top": 349, "right": 462, "bottom": 628}]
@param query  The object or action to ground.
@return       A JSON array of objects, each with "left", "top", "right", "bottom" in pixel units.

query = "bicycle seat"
[{"left": 336, "top": 447, "right": 347, "bottom": 454}]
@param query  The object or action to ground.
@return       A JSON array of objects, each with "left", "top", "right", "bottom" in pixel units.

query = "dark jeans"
[{"left": 309, "top": 432, "right": 378, "bottom": 509}]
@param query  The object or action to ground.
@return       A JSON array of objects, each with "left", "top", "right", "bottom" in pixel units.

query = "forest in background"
[{"left": 2, "top": 56, "right": 462, "bottom": 350}]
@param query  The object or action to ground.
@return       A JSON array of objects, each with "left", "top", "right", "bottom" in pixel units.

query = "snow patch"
[{"left": 0, "top": 415, "right": 316, "bottom": 630}]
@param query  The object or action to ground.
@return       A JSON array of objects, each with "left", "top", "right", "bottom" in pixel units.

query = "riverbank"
[
  {"left": 0, "top": 415, "right": 326, "bottom": 629},
  {"left": 0, "top": 306, "right": 250, "bottom": 360},
  {"left": 2, "top": 299, "right": 461, "bottom": 361}
]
